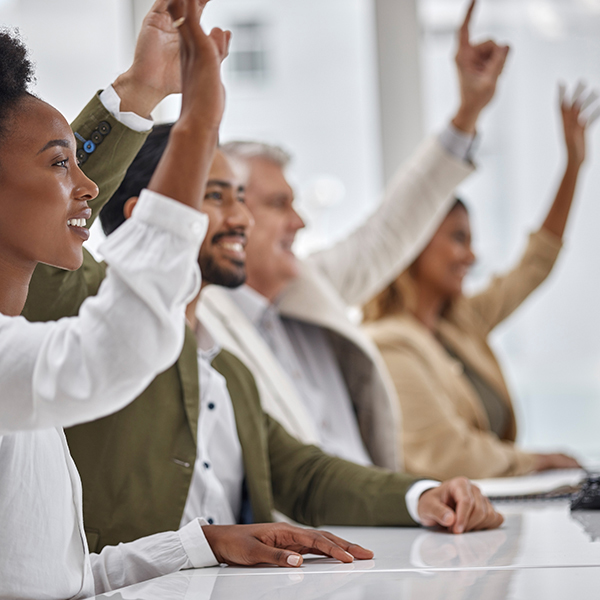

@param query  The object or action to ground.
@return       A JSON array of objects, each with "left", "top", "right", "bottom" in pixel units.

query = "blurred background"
[{"left": 3, "top": 0, "right": 600, "bottom": 462}]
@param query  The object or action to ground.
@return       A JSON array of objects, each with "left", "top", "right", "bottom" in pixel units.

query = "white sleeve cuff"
[
  {"left": 99, "top": 85, "right": 154, "bottom": 133},
  {"left": 438, "top": 122, "right": 478, "bottom": 163},
  {"left": 131, "top": 189, "right": 209, "bottom": 245},
  {"left": 178, "top": 518, "right": 220, "bottom": 568},
  {"left": 405, "top": 480, "right": 441, "bottom": 524}
]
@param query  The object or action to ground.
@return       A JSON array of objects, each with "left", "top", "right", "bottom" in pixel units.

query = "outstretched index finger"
[{"left": 459, "top": 0, "right": 476, "bottom": 47}]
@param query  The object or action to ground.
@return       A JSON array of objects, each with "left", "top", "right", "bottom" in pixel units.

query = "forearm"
[
  {"left": 267, "top": 417, "right": 418, "bottom": 527},
  {"left": 541, "top": 161, "right": 582, "bottom": 240},
  {"left": 1, "top": 192, "right": 205, "bottom": 434},
  {"left": 452, "top": 102, "right": 484, "bottom": 135},
  {"left": 148, "top": 123, "right": 219, "bottom": 210}
]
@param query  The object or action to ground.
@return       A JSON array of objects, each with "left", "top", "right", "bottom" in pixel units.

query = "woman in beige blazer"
[{"left": 363, "top": 87, "right": 597, "bottom": 480}]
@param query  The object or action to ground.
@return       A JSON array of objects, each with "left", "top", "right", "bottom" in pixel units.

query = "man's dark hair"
[
  {"left": 0, "top": 28, "right": 35, "bottom": 143},
  {"left": 100, "top": 122, "right": 173, "bottom": 235}
]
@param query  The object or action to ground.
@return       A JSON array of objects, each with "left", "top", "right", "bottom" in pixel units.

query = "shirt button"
[
  {"left": 203, "top": 462, "right": 210, "bottom": 469},
  {"left": 207, "top": 518, "right": 214, "bottom": 525},
  {"left": 208, "top": 402, "right": 215, "bottom": 410}
]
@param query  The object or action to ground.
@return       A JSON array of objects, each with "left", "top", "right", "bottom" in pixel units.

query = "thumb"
[
  {"left": 489, "top": 45, "right": 509, "bottom": 77},
  {"left": 419, "top": 493, "right": 456, "bottom": 529},
  {"left": 209, "top": 28, "right": 231, "bottom": 62}
]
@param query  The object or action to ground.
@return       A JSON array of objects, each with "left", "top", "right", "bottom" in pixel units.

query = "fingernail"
[
  {"left": 287, "top": 555, "right": 301, "bottom": 567},
  {"left": 345, "top": 551, "right": 354, "bottom": 561},
  {"left": 456, "top": 524, "right": 464, "bottom": 533},
  {"left": 443, "top": 512, "right": 453, "bottom": 525}
]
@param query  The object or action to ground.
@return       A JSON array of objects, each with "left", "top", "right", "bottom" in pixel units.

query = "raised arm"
[
  {"left": 308, "top": 0, "right": 509, "bottom": 307},
  {"left": 147, "top": 0, "right": 229, "bottom": 207},
  {"left": 2, "top": 0, "right": 229, "bottom": 433},
  {"left": 468, "top": 83, "right": 599, "bottom": 332},
  {"left": 542, "top": 83, "right": 598, "bottom": 239},
  {"left": 22, "top": 0, "right": 207, "bottom": 324}
]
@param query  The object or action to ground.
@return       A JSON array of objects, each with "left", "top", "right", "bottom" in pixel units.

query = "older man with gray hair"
[{"left": 199, "top": 1, "right": 509, "bottom": 470}]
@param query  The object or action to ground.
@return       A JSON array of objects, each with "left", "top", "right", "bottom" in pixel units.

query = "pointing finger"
[{"left": 459, "top": 0, "right": 477, "bottom": 47}]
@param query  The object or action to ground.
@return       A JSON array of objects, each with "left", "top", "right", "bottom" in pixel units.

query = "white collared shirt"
[
  {"left": 229, "top": 285, "right": 373, "bottom": 467},
  {"left": 0, "top": 190, "right": 221, "bottom": 600},
  {"left": 180, "top": 323, "right": 245, "bottom": 529}
]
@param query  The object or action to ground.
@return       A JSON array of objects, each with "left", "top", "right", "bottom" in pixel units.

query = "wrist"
[
  {"left": 566, "top": 157, "right": 584, "bottom": 172},
  {"left": 112, "top": 70, "right": 166, "bottom": 119},
  {"left": 452, "top": 104, "right": 482, "bottom": 134},
  {"left": 201, "top": 525, "right": 224, "bottom": 564}
]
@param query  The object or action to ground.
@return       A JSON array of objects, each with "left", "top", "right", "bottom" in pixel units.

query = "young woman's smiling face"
[
  {"left": 0, "top": 96, "right": 98, "bottom": 273},
  {"left": 412, "top": 204, "right": 475, "bottom": 300}
]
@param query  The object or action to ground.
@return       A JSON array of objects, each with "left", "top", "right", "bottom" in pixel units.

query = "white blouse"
[{"left": 0, "top": 190, "right": 216, "bottom": 600}]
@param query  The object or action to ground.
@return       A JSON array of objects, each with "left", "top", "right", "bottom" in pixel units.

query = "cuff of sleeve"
[
  {"left": 99, "top": 85, "right": 154, "bottom": 133},
  {"left": 132, "top": 189, "right": 209, "bottom": 245},
  {"left": 405, "top": 480, "right": 441, "bottom": 524},
  {"left": 529, "top": 228, "right": 563, "bottom": 256},
  {"left": 179, "top": 518, "right": 220, "bottom": 568},
  {"left": 439, "top": 122, "right": 478, "bottom": 163}
]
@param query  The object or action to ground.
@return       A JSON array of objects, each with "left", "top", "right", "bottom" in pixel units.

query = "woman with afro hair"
[{"left": 0, "top": 1, "right": 228, "bottom": 597}]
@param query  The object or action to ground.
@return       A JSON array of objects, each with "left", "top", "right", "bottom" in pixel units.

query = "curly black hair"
[{"left": 0, "top": 28, "right": 35, "bottom": 140}]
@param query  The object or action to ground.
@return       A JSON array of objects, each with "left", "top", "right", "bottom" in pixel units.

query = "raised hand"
[
  {"left": 417, "top": 477, "right": 504, "bottom": 534},
  {"left": 168, "top": 0, "right": 230, "bottom": 129},
  {"left": 146, "top": 0, "right": 230, "bottom": 209},
  {"left": 559, "top": 82, "right": 600, "bottom": 168},
  {"left": 453, "top": 0, "right": 510, "bottom": 133},
  {"left": 541, "top": 82, "right": 600, "bottom": 240},
  {"left": 202, "top": 523, "right": 374, "bottom": 567},
  {"left": 113, "top": 0, "right": 210, "bottom": 119}
]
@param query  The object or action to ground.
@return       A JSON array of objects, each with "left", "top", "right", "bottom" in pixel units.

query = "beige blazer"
[
  {"left": 364, "top": 228, "right": 562, "bottom": 479},
  {"left": 199, "top": 136, "right": 474, "bottom": 471}
]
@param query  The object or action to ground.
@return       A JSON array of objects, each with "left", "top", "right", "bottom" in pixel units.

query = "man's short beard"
[{"left": 200, "top": 255, "right": 246, "bottom": 288}]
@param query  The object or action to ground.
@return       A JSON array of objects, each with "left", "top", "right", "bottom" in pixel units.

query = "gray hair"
[{"left": 220, "top": 140, "right": 292, "bottom": 169}]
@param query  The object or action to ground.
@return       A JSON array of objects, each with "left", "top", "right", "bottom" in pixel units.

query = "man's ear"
[{"left": 123, "top": 196, "right": 139, "bottom": 220}]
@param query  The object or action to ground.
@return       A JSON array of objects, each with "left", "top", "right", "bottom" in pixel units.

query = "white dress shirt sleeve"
[
  {"left": 405, "top": 480, "right": 441, "bottom": 524},
  {"left": 438, "top": 122, "right": 478, "bottom": 164},
  {"left": 90, "top": 519, "right": 219, "bottom": 595},
  {"left": 99, "top": 85, "right": 154, "bottom": 132},
  {"left": 0, "top": 189, "right": 207, "bottom": 433}
]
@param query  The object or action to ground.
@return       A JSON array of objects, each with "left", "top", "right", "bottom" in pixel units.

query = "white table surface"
[{"left": 92, "top": 501, "right": 600, "bottom": 599}]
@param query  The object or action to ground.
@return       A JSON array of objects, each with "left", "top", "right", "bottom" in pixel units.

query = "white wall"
[
  {"left": 0, "top": 0, "right": 134, "bottom": 122},
  {"left": 199, "top": 0, "right": 383, "bottom": 256}
]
